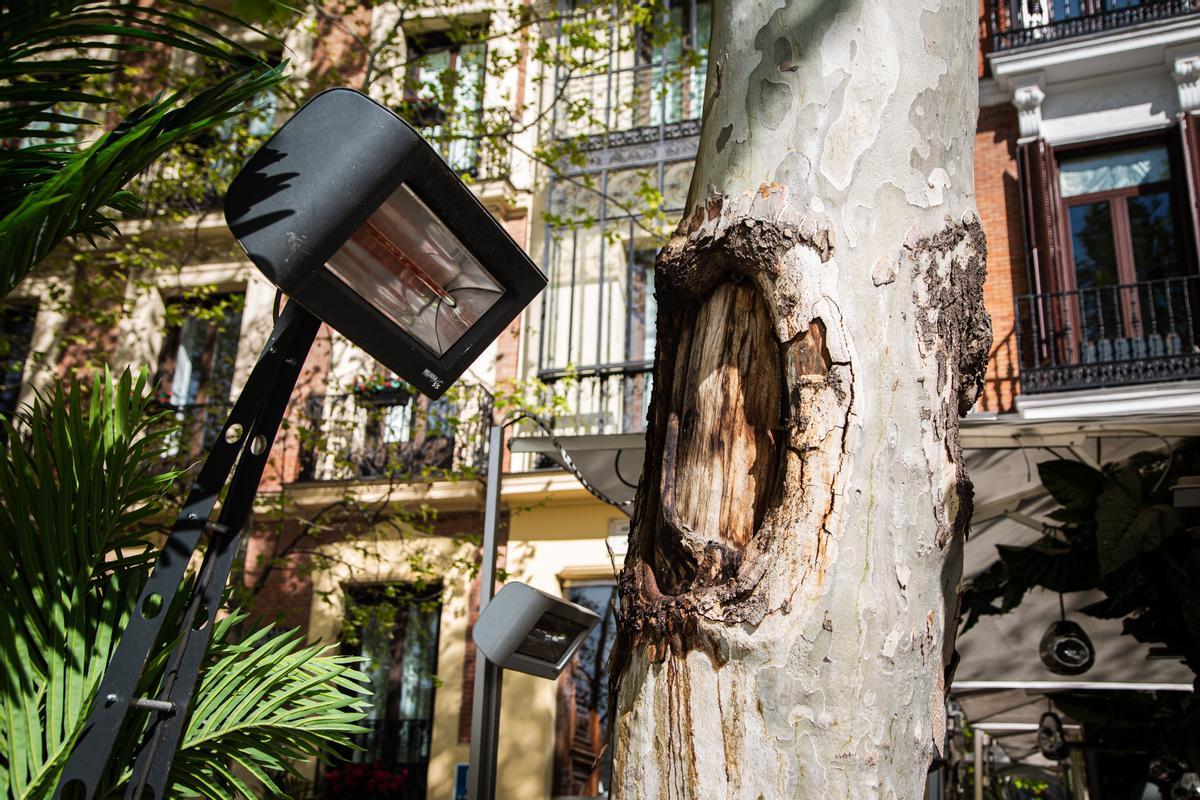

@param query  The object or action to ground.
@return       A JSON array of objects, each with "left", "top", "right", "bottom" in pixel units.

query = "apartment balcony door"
[
  {"left": 330, "top": 583, "right": 441, "bottom": 800},
  {"left": 1057, "top": 143, "right": 1193, "bottom": 364}
]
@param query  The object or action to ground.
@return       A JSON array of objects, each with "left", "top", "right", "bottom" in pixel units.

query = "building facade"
[{"left": 4, "top": 1, "right": 1200, "bottom": 797}]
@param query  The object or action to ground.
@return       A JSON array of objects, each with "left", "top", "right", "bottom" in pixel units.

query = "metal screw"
[{"left": 131, "top": 698, "right": 177, "bottom": 714}]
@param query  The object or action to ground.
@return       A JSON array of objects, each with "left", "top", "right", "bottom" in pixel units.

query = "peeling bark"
[{"left": 611, "top": 2, "right": 989, "bottom": 798}]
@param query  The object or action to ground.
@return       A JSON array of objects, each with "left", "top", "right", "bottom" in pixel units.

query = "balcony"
[
  {"left": 149, "top": 386, "right": 492, "bottom": 489},
  {"left": 1014, "top": 276, "right": 1200, "bottom": 393},
  {"left": 987, "top": 0, "right": 1199, "bottom": 53},
  {"left": 287, "top": 385, "right": 493, "bottom": 484},
  {"left": 537, "top": 363, "right": 653, "bottom": 437},
  {"left": 548, "top": 57, "right": 706, "bottom": 149}
]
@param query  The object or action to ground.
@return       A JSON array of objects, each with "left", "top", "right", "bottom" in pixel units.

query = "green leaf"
[
  {"left": 0, "top": 0, "right": 287, "bottom": 293},
  {"left": 0, "top": 370, "right": 369, "bottom": 797},
  {"left": 996, "top": 536, "right": 1096, "bottom": 594},
  {"left": 1038, "top": 459, "right": 1105, "bottom": 514},
  {"left": 1095, "top": 477, "right": 1177, "bottom": 575}
]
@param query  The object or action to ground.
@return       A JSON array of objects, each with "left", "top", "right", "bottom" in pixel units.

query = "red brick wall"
[
  {"left": 493, "top": 214, "right": 529, "bottom": 394},
  {"left": 307, "top": 3, "right": 373, "bottom": 90},
  {"left": 242, "top": 519, "right": 317, "bottom": 631},
  {"left": 974, "top": 103, "right": 1026, "bottom": 413},
  {"left": 260, "top": 319, "right": 334, "bottom": 491}
]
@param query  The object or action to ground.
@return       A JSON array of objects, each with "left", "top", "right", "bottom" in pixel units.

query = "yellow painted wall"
[
  {"left": 306, "top": 478, "right": 628, "bottom": 800},
  {"left": 494, "top": 492, "right": 625, "bottom": 800}
]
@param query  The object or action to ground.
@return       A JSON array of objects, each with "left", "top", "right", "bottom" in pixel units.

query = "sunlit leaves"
[
  {"left": 0, "top": 371, "right": 370, "bottom": 797},
  {"left": 0, "top": 0, "right": 287, "bottom": 291}
]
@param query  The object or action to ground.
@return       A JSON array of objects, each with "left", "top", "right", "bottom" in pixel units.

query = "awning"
[{"left": 508, "top": 410, "right": 1200, "bottom": 698}]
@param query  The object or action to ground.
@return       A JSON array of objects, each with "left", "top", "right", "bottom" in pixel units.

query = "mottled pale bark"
[{"left": 611, "top": 2, "right": 990, "bottom": 798}]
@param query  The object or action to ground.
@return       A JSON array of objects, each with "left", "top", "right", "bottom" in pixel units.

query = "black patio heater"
[{"left": 54, "top": 88, "right": 545, "bottom": 800}]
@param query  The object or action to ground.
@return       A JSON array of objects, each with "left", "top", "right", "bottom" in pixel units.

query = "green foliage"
[
  {"left": 1094, "top": 470, "right": 1178, "bottom": 576},
  {"left": 0, "top": 370, "right": 368, "bottom": 798},
  {"left": 1052, "top": 691, "right": 1200, "bottom": 772},
  {"left": 961, "top": 442, "right": 1200, "bottom": 770},
  {"left": 1038, "top": 459, "right": 1104, "bottom": 521},
  {"left": 0, "top": 370, "right": 172, "bottom": 798},
  {"left": 170, "top": 614, "right": 369, "bottom": 798},
  {"left": 962, "top": 442, "right": 1200, "bottom": 672},
  {"left": 0, "top": 0, "right": 287, "bottom": 292}
]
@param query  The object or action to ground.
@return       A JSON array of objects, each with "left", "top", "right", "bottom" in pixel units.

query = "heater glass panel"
[
  {"left": 326, "top": 184, "right": 504, "bottom": 356},
  {"left": 515, "top": 610, "right": 588, "bottom": 664}
]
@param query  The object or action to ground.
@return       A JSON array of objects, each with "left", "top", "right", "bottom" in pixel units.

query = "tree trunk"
[{"left": 611, "top": 2, "right": 990, "bottom": 798}]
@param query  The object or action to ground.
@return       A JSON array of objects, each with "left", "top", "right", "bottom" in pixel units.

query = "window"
[
  {"left": 147, "top": 48, "right": 282, "bottom": 213},
  {"left": 332, "top": 583, "right": 441, "bottom": 800},
  {"left": 0, "top": 303, "right": 36, "bottom": 418},
  {"left": 552, "top": 582, "right": 617, "bottom": 798},
  {"left": 155, "top": 292, "right": 243, "bottom": 460},
  {"left": 626, "top": 246, "right": 657, "bottom": 365},
  {"left": 1056, "top": 143, "right": 1189, "bottom": 350},
  {"left": 156, "top": 292, "right": 244, "bottom": 408},
  {"left": 623, "top": 246, "right": 656, "bottom": 431},
  {"left": 1052, "top": 0, "right": 1145, "bottom": 18},
  {"left": 634, "top": 0, "right": 711, "bottom": 127},
  {"left": 403, "top": 30, "right": 487, "bottom": 174},
  {"left": 358, "top": 380, "right": 457, "bottom": 478}
]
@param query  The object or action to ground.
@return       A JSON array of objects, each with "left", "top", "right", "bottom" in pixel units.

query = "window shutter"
[
  {"left": 1016, "top": 137, "right": 1063, "bottom": 293},
  {"left": 1177, "top": 113, "right": 1200, "bottom": 270}
]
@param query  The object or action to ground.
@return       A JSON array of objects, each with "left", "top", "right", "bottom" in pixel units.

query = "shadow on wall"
[{"left": 980, "top": 325, "right": 1019, "bottom": 413}]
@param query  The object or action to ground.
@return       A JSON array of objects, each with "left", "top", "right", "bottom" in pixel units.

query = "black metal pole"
[
  {"left": 54, "top": 301, "right": 320, "bottom": 800},
  {"left": 467, "top": 424, "right": 505, "bottom": 800}
]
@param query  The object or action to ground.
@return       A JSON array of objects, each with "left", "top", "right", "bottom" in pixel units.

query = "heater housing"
[{"left": 225, "top": 88, "right": 545, "bottom": 398}]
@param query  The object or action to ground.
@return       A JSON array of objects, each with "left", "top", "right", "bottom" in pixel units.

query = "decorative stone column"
[
  {"left": 1013, "top": 83, "right": 1046, "bottom": 142},
  {"left": 1173, "top": 55, "right": 1200, "bottom": 114}
]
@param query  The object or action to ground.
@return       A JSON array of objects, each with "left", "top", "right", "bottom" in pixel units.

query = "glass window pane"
[
  {"left": 1052, "top": 0, "right": 1087, "bottom": 20},
  {"left": 1127, "top": 189, "right": 1179, "bottom": 282},
  {"left": 163, "top": 294, "right": 243, "bottom": 406},
  {"left": 1059, "top": 145, "right": 1171, "bottom": 198},
  {"left": 1068, "top": 202, "right": 1122, "bottom": 343},
  {"left": 1068, "top": 201, "right": 1119, "bottom": 288},
  {"left": 382, "top": 402, "right": 413, "bottom": 444}
]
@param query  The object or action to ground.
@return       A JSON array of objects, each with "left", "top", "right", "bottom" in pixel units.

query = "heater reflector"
[{"left": 326, "top": 184, "right": 504, "bottom": 356}]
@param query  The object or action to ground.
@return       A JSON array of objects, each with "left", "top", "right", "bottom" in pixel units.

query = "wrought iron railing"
[
  {"left": 316, "top": 718, "right": 433, "bottom": 800},
  {"left": 1014, "top": 275, "right": 1200, "bottom": 393},
  {"left": 536, "top": 362, "right": 653, "bottom": 438},
  {"left": 549, "top": 57, "right": 705, "bottom": 145},
  {"left": 988, "top": 0, "right": 1199, "bottom": 53},
  {"left": 287, "top": 384, "right": 493, "bottom": 483}
]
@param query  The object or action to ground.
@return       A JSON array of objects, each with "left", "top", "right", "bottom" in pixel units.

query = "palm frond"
[
  {"left": 0, "top": 63, "right": 285, "bottom": 294},
  {"left": 0, "top": 0, "right": 288, "bottom": 294},
  {"left": 0, "top": 369, "right": 177, "bottom": 798},
  {"left": 0, "top": 370, "right": 370, "bottom": 798},
  {"left": 165, "top": 614, "right": 370, "bottom": 799}
]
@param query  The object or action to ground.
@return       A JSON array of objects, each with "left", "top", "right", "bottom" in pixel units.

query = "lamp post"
[
  {"left": 53, "top": 88, "right": 545, "bottom": 800},
  {"left": 467, "top": 421, "right": 601, "bottom": 800}
]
